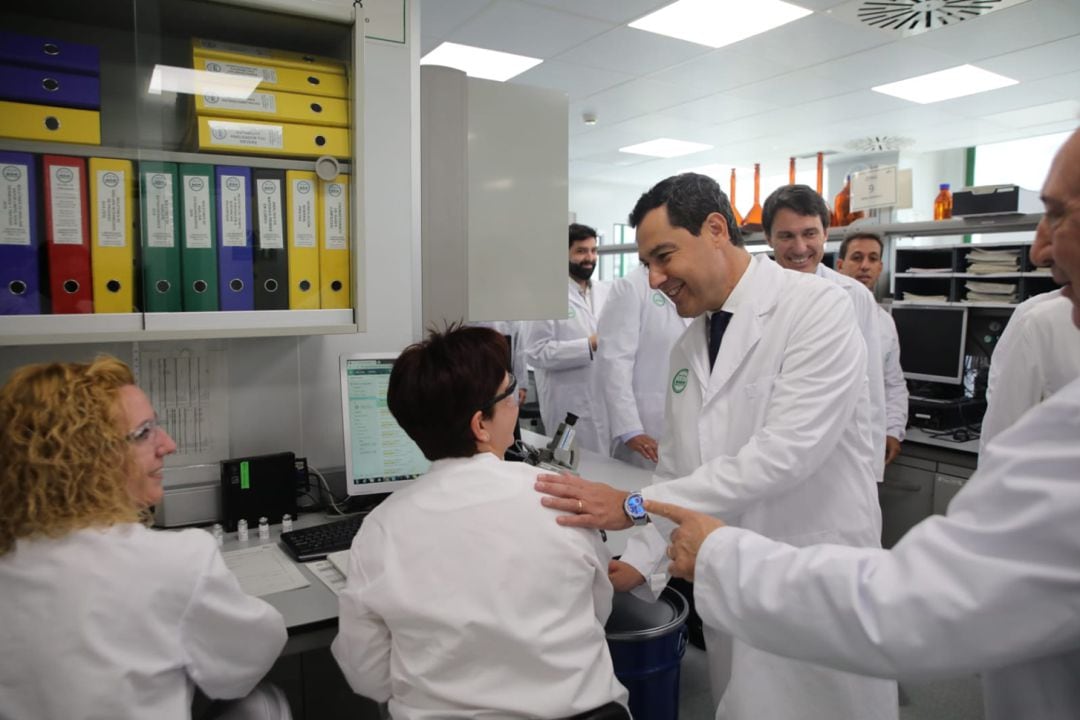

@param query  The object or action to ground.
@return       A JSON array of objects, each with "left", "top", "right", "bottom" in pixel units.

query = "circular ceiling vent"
[
  {"left": 845, "top": 135, "right": 916, "bottom": 152},
  {"left": 857, "top": 0, "right": 1014, "bottom": 32}
]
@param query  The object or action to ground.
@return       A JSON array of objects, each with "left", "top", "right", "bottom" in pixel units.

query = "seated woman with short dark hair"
[{"left": 331, "top": 325, "right": 629, "bottom": 719}]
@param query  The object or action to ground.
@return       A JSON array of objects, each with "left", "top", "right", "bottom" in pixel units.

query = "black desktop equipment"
[
  {"left": 220, "top": 451, "right": 299, "bottom": 532},
  {"left": 908, "top": 396, "right": 986, "bottom": 432},
  {"left": 279, "top": 512, "right": 368, "bottom": 562}
]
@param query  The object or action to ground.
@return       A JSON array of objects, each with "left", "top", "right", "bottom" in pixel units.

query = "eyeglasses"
[
  {"left": 126, "top": 417, "right": 162, "bottom": 444},
  {"left": 480, "top": 374, "right": 518, "bottom": 411}
]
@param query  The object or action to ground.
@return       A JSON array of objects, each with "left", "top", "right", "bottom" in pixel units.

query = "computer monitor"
[
  {"left": 339, "top": 353, "right": 430, "bottom": 497},
  {"left": 891, "top": 305, "right": 968, "bottom": 385}
]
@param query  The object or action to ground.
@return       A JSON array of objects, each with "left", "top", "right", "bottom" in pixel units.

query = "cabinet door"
[
  {"left": 879, "top": 463, "right": 935, "bottom": 548},
  {"left": 933, "top": 473, "right": 966, "bottom": 515}
]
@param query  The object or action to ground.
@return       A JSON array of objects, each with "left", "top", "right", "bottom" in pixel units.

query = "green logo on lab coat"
[
  {"left": 671, "top": 368, "right": 689, "bottom": 394},
  {"left": 652, "top": 292, "right": 666, "bottom": 307},
  {"left": 568, "top": 307, "right": 576, "bottom": 319}
]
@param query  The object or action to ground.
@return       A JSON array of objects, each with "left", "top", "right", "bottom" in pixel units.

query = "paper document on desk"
[
  {"left": 306, "top": 551, "right": 350, "bottom": 595},
  {"left": 223, "top": 544, "right": 310, "bottom": 597}
]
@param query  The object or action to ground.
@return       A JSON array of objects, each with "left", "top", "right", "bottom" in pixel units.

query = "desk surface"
[
  {"left": 225, "top": 441, "right": 653, "bottom": 649},
  {"left": 904, "top": 426, "right": 980, "bottom": 454}
]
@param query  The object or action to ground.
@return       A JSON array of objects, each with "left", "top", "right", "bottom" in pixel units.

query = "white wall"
[{"left": 569, "top": 179, "right": 647, "bottom": 246}]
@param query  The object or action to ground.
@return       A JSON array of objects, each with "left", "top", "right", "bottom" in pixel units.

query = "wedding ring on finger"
[{"left": 577, "top": 500, "right": 583, "bottom": 513}]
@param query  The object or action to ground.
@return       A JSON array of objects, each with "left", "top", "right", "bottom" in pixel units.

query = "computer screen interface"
[
  {"left": 340, "top": 354, "right": 430, "bottom": 497},
  {"left": 891, "top": 306, "right": 968, "bottom": 385}
]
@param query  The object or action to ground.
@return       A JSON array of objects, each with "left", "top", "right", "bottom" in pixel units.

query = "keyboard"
[{"left": 279, "top": 513, "right": 367, "bottom": 562}]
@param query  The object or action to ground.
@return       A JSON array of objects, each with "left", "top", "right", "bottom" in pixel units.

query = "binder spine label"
[
  {"left": 0, "top": 162, "right": 31, "bottom": 246},
  {"left": 202, "top": 91, "right": 277, "bottom": 113},
  {"left": 196, "top": 39, "right": 272, "bottom": 59},
  {"left": 323, "top": 182, "right": 347, "bottom": 250},
  {"left": 145, "top": 173, "right": 176, "bottom": 248},
  {"left": 220, "top": 174, "right": 248, "bottom": 248},
  {"left": 182, "top": 175, "right": 212, "bottom": 249},
  {"left": 291, "top": 179, "right": 316, "bottom": 248},
  {"left": 95, "top": 170, "right": 128, "bottom": 247},
  {"left": 257, "top": 179, "right": 284, "bottom": 249},
  {"left": 207, "top": 120, "right": 284, "bottom": 150},
  {"left": 202, "top": 59, "right": 278, "bottom": 83},
  {"left": 48, "top": 165, "right": 84, "bottom": 245}
]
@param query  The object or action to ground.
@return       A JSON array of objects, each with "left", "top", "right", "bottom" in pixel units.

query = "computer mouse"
[{"left": 953, "top": 429, "right": 972, "bottom": 442}]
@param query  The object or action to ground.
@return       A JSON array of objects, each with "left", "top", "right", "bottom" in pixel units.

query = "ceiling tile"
[
  {"left": 727, "top": 13, "right": 890, "bottom": 72},
  {"left": 568, "top": 115, "right": 718, "bottom": 158},
  {"left": 447, "top": 0, "right": 614, "bottom": 58},
  {"left": 648, "top": 47, "right": 791, "bottom": 92},
  {"left": 525, "top": 0, "right": 670, "bottom": 24},
  {"left": 723, "top": 67, "right": 854, "bottom": 106},
  {"left": 985, "top": 100, "right": 1080, "bottom": 129},
  {"left": 554, "top": 26, "right": 713, "bottom": 76},
  {"left": 655, "top": 94, "right": 780, "bottom": 126},
  {"left": 811, "top": 40, "right": 963, "bottom": 88},
  {"left": 978, "top": 33, "right": 1080, "bottom": 82},
  {"left": 568, "top": 78, "right": 708, "bottom": 126},
  {"left": 418, "top": 0, "right": 491, "bottom": 39},
  {"left": 513, "top": 60, "right": 632, "bottom": 101},
  {"left": 906, "top": 0, "right": 1080, "bottom": 60},
  {"left": 934, "top": 69, "right": 1080, "bottom": 118}
]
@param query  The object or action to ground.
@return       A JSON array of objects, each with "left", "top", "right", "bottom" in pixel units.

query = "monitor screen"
[
  {"left": 339, "top": 353, "right": 430, "bottom": 496},
  {"left": 891, "top": 305, "right": 968, "bottom": 385}
]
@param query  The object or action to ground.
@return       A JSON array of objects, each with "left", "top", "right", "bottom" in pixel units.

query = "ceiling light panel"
[
  {"left": 420, "top": 42, "right": 542, "bottom": 82},
  {"left": 619, "top": 138, "right": 714, "bottom": 158},
  {"left": 629, "top": 0, "right": 813, "bottom": 49},
  {"left": 872, "top": 64, "right": 1018, "bottom": 104}
]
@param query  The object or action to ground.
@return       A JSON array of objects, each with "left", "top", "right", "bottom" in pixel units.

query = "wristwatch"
[{"left": 623, "top": 492, "right": 648, "bottom": 526}]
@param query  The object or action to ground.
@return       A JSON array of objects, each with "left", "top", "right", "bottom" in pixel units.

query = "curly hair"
[{"left": 0, "top": 356, "right": 143, "bottom": 556}]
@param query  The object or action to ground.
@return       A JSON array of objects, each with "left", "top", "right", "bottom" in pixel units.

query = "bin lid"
[{"left": 606, "top": 587, "right": 688, "bottom": 641}]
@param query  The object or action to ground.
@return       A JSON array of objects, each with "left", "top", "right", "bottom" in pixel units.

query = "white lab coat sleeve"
[
  {"left": 619, "top": 523, "right": 674, "bottom": 602},
  {"left": 180, "top": 537, "right": 288, "bottom": 699},
  {"left": 597, "top": 278, "right": 646, "bottom": 440},
  {"left": 981, "top": 314, "right": 1044, "bottom": 448},
  {"left": 855, "top": 286, "right": 887, "bottom": 477},
  {"left": 646, "top": 288, "right": 867, "bottom": 517},
  {"left": 332, "top": 523, "right": 393, "bottom": 702},
  {"left": 692, "top": 382, "right": 1080, "bottom": 681},
  {"left": 881, "top": 312, "right": 908, "bottom": 441},
  {"left": 523, "top": 319, "right": 592, "bottom": 371}
]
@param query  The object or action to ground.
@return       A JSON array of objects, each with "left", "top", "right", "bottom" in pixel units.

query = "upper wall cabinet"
[{"left": 0, "top": 0, "right": 364, "bottom": 346}]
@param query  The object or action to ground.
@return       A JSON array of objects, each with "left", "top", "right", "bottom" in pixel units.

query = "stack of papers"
[
  {"left": 966, "top": 248, "right": 1020, "bottom": 274},
  {"left": 901, "top": 292, "right": 949, "bottom": 302},
  {"left": 906, "top": 267, "right": 954, "bottom": 274},
  {"left": 965, "top": 280, "right": 1017, "bottom": 303}
]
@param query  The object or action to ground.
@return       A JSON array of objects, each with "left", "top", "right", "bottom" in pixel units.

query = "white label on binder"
[
  {"left": 322, "top": 182, "right": 347, "bottom": 250},
  {"left": 201, "top": 59, "right": 278, "bottom": 83},
  {"left": 145, "top": 172, "right": 175, "bottom": 248},
  {"left": 95, "top": 170, "right": 127, "bottom": 248},
  {"left": 0, "top": 162, "right": 31, "bottom": 246},
  {"left": 291, "top": 179, "right": 316, "bottom": 249},
  {"left": 220, "top": 174, "right": 248, "bottom": 248},
  {"left": 257, "top": 179, "right": 284, "bottom": 250},
  {"left": 49, "top": 165, "right": 84, "bottom": 245},
  {"left": 202, "top": 91, "right": 277, "bottom": 113},
  {"left": 207, "top": 120, "right": 284, "bottom": 150},
  {"left": 183, "top": 174, "right": 212, "bottom": 249}
]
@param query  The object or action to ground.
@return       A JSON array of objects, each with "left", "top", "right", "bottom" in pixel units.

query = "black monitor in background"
[{"left": 891, "top": 305, "right": 968, "bottom": 385}]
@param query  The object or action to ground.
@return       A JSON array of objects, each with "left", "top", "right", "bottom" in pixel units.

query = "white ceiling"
[{"left": 418, "top": 0, "right": 1080, "bottom": 188}]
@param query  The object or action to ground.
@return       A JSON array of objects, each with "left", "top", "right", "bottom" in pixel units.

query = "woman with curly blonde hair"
[{"left": 0, "top": 356, "right": 291, "bottom": 720}]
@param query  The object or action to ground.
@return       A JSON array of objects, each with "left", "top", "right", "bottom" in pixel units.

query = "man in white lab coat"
[
  {"left": 836, "top": 231, "right": 910, "bottom": 464},
  {"left": 764, "top": 185, "right": 888, "bottom": 477},
  {"left": 536, "top": 173, "right": 897, "bottom": 720},
  {"left": 644, "top": 126, "right": 1080, "bottom": 720},
  {"left": 524, "top": 223, "right": 611, "bottom": 452},
  {"left": 596, "top": 264, "right": 690, "bottom": 468}
]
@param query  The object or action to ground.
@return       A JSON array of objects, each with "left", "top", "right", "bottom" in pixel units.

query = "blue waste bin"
[{"left": 606, "top": 587, "right": 689, "bottom": 720}]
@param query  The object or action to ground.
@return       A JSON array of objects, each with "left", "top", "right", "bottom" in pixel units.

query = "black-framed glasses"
[{"left": 480, "top": 373, "right": 517, "bottom": 411}]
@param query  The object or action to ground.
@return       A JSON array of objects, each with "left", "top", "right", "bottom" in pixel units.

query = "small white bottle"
[
  {"left": 237, "top": 518, "right": 249, "bottom": 542},
  {"left": 258, "top": 516, "right": 270, "bottom": 540},
  {"left": 211, "top": 523, "right": 224, "bottom": 547},
  {"left": 282, "top": 514, "right": 294, "bottom": 533}
]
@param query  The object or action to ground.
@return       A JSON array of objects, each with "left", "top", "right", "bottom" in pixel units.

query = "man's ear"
[
  {"left": 469, "top": 409, "right": 490, "bottom": 444},
  {"left": 704, "top": 212, "right": 730, "bottom": 248},
  {"left": 836, "top": 257, "right": 845, "bottom": 270}
]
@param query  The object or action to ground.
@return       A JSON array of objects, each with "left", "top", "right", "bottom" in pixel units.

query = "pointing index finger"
[{"left": 644, "top": 499, "right": 691, "bottom": 524}]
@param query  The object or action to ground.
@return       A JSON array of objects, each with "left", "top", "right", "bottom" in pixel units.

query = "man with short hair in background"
[
  {"left": 837, "top": 231, "right": 909, "bottom": 465},
  {"left": 524, "top": 223, "right": 611, "bottom": 452},
  {"left": 763, "top": 186, "right": 888, "bottom": 477}
]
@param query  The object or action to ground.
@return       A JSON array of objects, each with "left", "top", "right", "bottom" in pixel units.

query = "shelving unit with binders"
[{"left": 0, "top": 0, "right": 364, "bottom": 346}]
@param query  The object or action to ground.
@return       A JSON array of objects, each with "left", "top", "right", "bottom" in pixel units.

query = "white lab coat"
[
  {"left": 818, "top": 264, "right": 887, "bottom": 478},
  {"left": 524, "top": 279, "right": 612, "bottom": 452},
  {"left": 596, "top": 265, "right": 691, "bottom": 467},
  {"left": 879, "top": 306, "right": 909, "bottom": 441},
  {"left": 622, "top": 256, "right": 895, "bottom": 720},
  {"left": 693, "top": 374, "right": 1080, "bottom": 720},
  {"left": 981, "top": 289, "right": 1080, "bottom": 447},
  {"left": 0, "top": 524, "right": 287, "bottom": 720},
  {"left": 331, "top": 453, "right": 627, "bottom": 719}
]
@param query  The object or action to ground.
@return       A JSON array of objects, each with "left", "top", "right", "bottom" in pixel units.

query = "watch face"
[{"left": 626, "top": 493, "right": 646, "bottom": 518}]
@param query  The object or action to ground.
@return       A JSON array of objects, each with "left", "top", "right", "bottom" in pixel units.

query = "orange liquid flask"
[
  {"left": 730, "top": 168, "right": 744, "bottom": 226},
  {"left": 789, "top": 157, "right": 796, "bottom": 185},
  {"left": 743, "top": 163, "right": 763, "bottom": 231},
  {"left": 815, "top": 152, "right": 824, "bottom": 195}
]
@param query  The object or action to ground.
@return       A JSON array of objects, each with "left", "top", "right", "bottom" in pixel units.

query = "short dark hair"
[
  {"left": 569, "top": 223, "right": 597, "bottom": 247},
  {"left": 838, "top": 231, "right": 883, "bottom": 260},
  {"left": 762, "top": 184, "right": 831, "bottom": 237},
  {"left": 628, "top": 173, "right": 744, "bottom": 247},
  {"left": 387, "top": 325, "right": 509, "bottom": 461}
]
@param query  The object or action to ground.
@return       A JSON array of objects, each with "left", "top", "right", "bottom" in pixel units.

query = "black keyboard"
[{"left": 279, "top": 514, "right": 367, "bottom": 562}]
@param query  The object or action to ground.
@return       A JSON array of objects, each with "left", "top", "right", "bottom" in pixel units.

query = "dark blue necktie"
[{"left": 708, "top": 311, "right": 732, "bottom": 370}]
